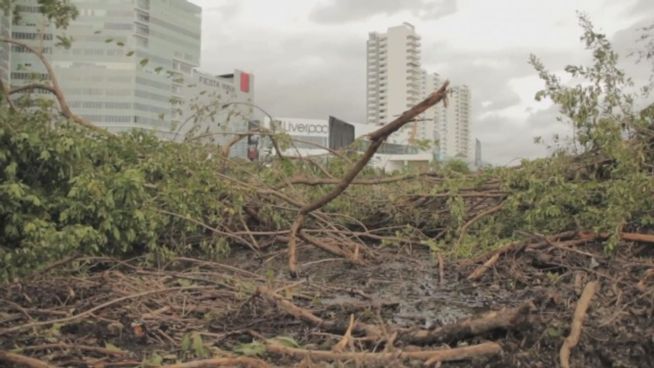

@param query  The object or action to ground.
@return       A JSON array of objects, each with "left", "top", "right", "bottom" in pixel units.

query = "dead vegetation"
[
  {"left": 2, "top": 13, "right": 654, "bottom": 368},
  {"left": 1, "top": 237, "right": 652, "bottom": 367}
]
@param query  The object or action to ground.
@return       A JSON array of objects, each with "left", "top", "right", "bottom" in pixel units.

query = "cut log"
[{"left": 401, "top": 302, "right": 534, "bottom": 346}]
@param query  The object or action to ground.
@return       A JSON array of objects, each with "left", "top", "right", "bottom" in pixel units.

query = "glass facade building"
[{"left": 3, "top": 0, "right": 255, "bottom": 149}]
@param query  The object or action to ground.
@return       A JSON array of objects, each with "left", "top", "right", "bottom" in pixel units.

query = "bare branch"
[
  {"left": 0, "top": 38, "right": 106, "bottom": 133},
  {"left": 287, "top": 81, "right": 450, "bottom": 276}
]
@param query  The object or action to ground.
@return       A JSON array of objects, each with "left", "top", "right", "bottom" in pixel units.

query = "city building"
[
  {"left": 267, "top": 116, "right": 432, "bottom": 172},
  {"left": 366, "top": 23, "right": 472, "bottom": 161},
  {"left": 366, "top": 22, "right": 422, "bottom": 145},
  {"left": 3, "top": 0, "right": 254, "bottom": 150},
  {"left": 266, "top": 117, "right": 331, "bottom": 157},
  {"left": 435, "top": 84, "right": 471, "bottom": 160},
  {"left": 176, "top": 69, "right": 254, "bottom": 157},
  {"left": 0, "top": 11, "right": 10, "bottom": 85},
  {"left": 474, "top": 138, "right": 482, "bottom": 167}
]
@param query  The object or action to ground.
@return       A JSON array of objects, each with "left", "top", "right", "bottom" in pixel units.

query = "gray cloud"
[
  {"left": 625, "top": 0, "right": 654, "bottom": 17},
  {"left": 194, "top": 0, "right": 648, "bottom": 164},
  {"left": 310, "top": 0, "right": 456, "bottom": 24},
  {"left": 612, "top": 18, "right": 654, "bottom": 94},
  {"left": 200, "top": 28, "right": 367, "bottom": 122},
  {"left": 202, "top": 0, "right": 241, "bottom": 21},
  {"left": 475, "top": 106, "right": 572, "bottom": 165}
]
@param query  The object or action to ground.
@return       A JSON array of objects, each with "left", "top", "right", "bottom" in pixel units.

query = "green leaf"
[
  {"left": 192, "top": 333, "right": 208, "bottom": 358},
  {"left": 144, "top": 353, "right": 163, "bottom": 366},
  {"left": 234, "top": 342, "right": 266, "bottom": 357},
  {"left": 272, "top": 336, "right": 300, "bottom": 348},
  {"left": 104, "top": 343, "right": 124, "bottom": 353},
  {"left": 180, "top": 333, "right": 191, "bottom": 352}
]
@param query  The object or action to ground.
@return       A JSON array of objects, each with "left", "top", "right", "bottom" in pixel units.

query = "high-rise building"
[
  {"left": 474, "top": 138, "right": 482, "bottom": 167},
  {"left": 0, "top": 11, "right": 10, "bottom": 85},
  {"left": 436, "top": 85, "right": 471, "bottom": 160},
  {"left": 419, "top": 72, "right": 471, "bottom": 160},
  {"left": 367, "top": 22, "right": 471, "bottom": 160},
  {"left": 366, "top": 23, "right": 422, "bottom": 145},
  {"left": 5, "top": 0, "right": 254, "bottom": 147}
]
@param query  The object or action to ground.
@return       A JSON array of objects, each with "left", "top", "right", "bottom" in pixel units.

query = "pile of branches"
[
  {"left": 1, "top": 15, "right": 653, "bottom": 283},
  {"left": 0, "top": 256, "right": 518, "bottom": 367},
  {"left": 1, "top": 234, "right": 652, "bottom": 367},
  {"left": 0, "top": 13, "right": 654, "bottom": 367}
]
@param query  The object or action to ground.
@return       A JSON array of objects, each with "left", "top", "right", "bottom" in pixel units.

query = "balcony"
[{"left": 406, "top": 39, "right": 421, "bottom": 48}]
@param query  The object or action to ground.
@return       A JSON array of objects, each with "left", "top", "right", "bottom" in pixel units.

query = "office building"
[
  {"left": 474, "top": 138, "right": 482, "bottom": 167},
  {"left": 177, "top": 69, "right": 254, "bottom": 156},
  {"left": 435, "top": 84, "right": 471, "bottom": 160},
  {"left": 0, "top": 11, "right": 10, "bottom": 85},
  {"left": 5, "top": 0, "right": 254, "bottom": 146}
]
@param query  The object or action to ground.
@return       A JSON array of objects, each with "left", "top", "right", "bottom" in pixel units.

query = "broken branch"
[
  {"left": 287, "top": 82, "right": 449, "bottom": 276},
  {"left": 560, "top": 280, "right": 600, "bottom": 368},
  {"left": 160, "top": 357, "right": 270, "bottom": 368},
  {"left": 0, "top": 351, "right": 55, "bottom": 368},
  {"left": 401, "top": 302, "right": 533, "bottom": 346},
  {"left": 265, "top": 340, "right": 501, "bottom": 364}
]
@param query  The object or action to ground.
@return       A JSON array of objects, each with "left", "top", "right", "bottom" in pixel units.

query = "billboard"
[{"left": 277, "top": 118, "right": 329, "bottom": 138}]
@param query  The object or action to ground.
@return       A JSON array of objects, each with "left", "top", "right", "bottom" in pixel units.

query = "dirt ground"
[{"left": 1, "top": 240, "right": 653, "bottom": 367}]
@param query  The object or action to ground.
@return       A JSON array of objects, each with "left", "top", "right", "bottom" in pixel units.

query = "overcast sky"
[{"left": 189, "top": 0, "right": 653, "bottom": 165}]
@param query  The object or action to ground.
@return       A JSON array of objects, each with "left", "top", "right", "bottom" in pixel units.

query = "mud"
[{"left": 1, "top": 241, "right": 653, "bottom": 367}]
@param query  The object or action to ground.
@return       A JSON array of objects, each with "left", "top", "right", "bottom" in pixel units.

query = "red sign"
[{"left": 240, "top": 72, "right": 250, "bottom": 93}]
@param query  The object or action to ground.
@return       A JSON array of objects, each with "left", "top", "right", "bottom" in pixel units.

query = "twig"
[
  {"left": 155, "top": 208, "right": 259, "bottom": 252},
  {"left": 332, "top": 314, "right": 356, "bottom": 353},
  {"left": 171, "top": 257, "right": 264, "bottom": 280},
  {"left": 0, "top": 76, "right": 16, "bottom": 110},
  {"left": 287, "top": 82, "right": 450, "bottom": 276},
  {"left": 285, "top": 171, "right": 443, "bottom": 187},
  {"left": 456, "top": 202, "right": 504, "bottom": 249},
  {"left": 620, "top": 232, "right": 654, "bottom": 244},
  {"left": 560, "top": 280, "right": 600, "bottom": 368},
  {"left": 467, "top": 252, "right": 501, "bottom": 281},
  {"left": 0, "top": 38, "right": 105, "bottom": 133},
  {"left": 266, "top": 340, "right": 501, "bottom": 364},
  {"left": 0, "top": 351, "right": 55, "bottom": 368},
  {"left": 19, "top": 343, "right": 128, "bottom": 357},
  {"left": 0, "top": 286, "right": 212, "bottom": 335},
  {"left": 437, "top": 253, "right": 445, "bottom": 286},
  {"left": 160, "top": 357, "right": 270, "bottom": 368},
  {"left": 256, "top": 286, "right": 382, "bottom": 339}
]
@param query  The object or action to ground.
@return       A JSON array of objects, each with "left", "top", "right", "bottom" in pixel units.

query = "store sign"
[{"left": 279, "top": 120, "right": 329, "bottom": 137}]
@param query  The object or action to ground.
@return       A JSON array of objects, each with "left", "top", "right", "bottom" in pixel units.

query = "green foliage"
[
  {"left": 0, "top": 107, "right": 263, "bottom": 280},
  {"left": 443, "top": 158, "right": 470, "bottom": 174},
  {"left": 234, "top": 341, "right": 266, "bottom": 357},
  {"left": 1, "top": 12, "right": 653, "bottom": 281}
]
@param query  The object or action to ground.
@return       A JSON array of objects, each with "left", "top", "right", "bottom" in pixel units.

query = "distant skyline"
[{"left": 190, "top": 0, "right": 653, "bottom": 165}]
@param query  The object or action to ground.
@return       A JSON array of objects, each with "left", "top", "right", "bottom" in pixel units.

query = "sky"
[{"left": 189, "top": 0, "right": 653, "bottom": 165}]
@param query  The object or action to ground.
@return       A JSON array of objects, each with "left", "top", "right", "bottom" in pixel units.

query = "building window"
[
  {"left": 12, "top": 32, "right": 53, "bottom": 40},
  {"left": 11, "top": 72, "right": 48, "bottom": 80},
  {"left": 105, "top": 23, "right": 133, "bottom": 31},
  {"left": 135, "top": 23, "right": 149, "bottom": 36}
]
